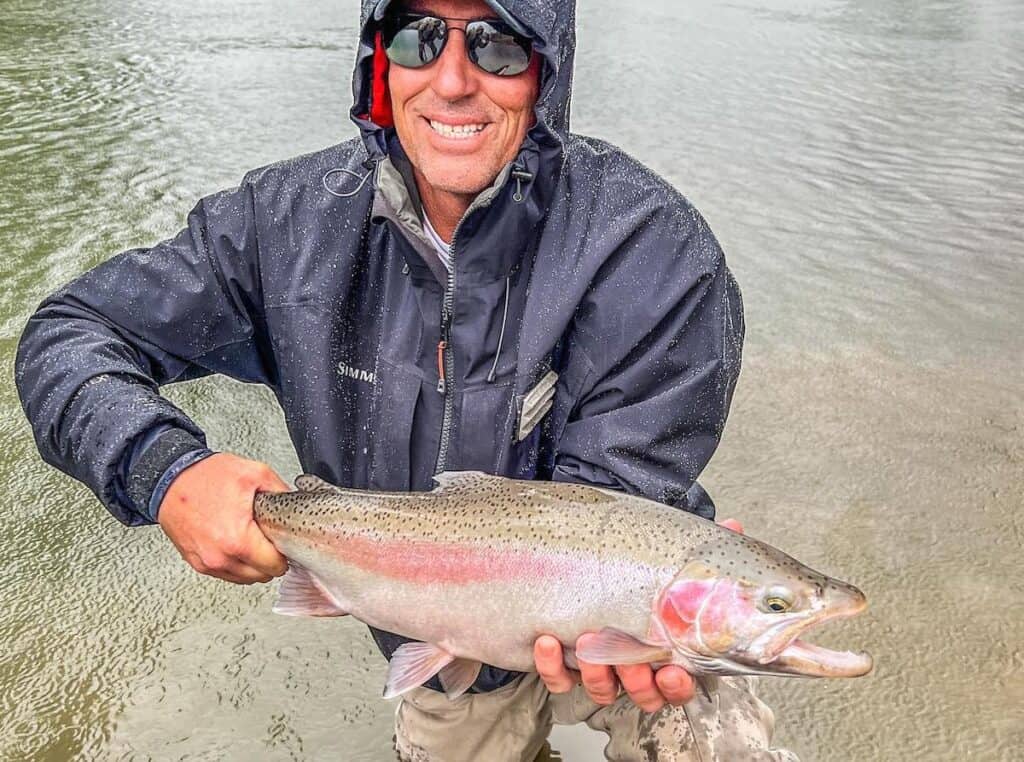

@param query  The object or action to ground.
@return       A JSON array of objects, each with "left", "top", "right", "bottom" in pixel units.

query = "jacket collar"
[{"left": 371, "top": 133, "right": 559, "bottom": 287}]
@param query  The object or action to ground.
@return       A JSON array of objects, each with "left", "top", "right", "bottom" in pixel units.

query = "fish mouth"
[
  {"left": 756, "top": 591, "right": 872, "bottom": 678},
  {"left": 680, "top": 591, "right": 873, "bottom": 679},
  {"left": 765, "top": 637, "right": 873, "bottom": 677}
]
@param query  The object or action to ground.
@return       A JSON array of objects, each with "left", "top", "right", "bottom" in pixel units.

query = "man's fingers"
[
  {"left": 576, "top": 634, "right": 619, "bottom": 705},
  {"left": 189, "top": 522, "right": 286, "bottom": 581},
  {"left": 615, "top": 663, "right": 666, "bottom": 714},
  {"left": 221, "top": 562, "right": 275, "bottom": 585},
  {"left": 654, "top": 665, "right": 695, "bottom": 705},
  {"left": 259, "top": 470, "right": 292, "bottom": 494},
  {"left": 189, "top": 553, "right": 273, "bottom": 585},
  {"left": 578, "top": 660, "right": 619, "bottom": 705},
  {"left": 240, "top": 466, "right": 289, "bottom": 578},
  {"left": 534, "top": 636, "right": 577, "bottom": 693},
  {"left": 241, "top": 522, "right": 289, "bottom": 577},
  {"left": 719, "top": 518, "right": 744, "bottom": 534}
]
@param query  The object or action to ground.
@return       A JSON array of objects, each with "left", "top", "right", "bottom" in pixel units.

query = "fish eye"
[
  {"left": 761, "top": 586, "right": 795, "bottom": 613},
  {"left": 765, "top": 597, "right": 790, "bottom": 612}
]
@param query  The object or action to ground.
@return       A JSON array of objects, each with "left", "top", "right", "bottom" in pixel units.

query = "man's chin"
[{"left": 418, "top": 160, "right": 503, "bottom": 199}]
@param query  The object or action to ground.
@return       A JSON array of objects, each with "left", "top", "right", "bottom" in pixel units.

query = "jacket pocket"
[
  {"left": 455, "top": 381, "right": 518, "bottom": 473},
  {"left": 369, "top": 359, "right": 422, "bottom": 490}
]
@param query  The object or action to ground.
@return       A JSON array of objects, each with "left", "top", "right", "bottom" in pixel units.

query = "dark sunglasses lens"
[
  {"left": 466, "top": 21, "right": 531, "bottom": 76},
  {"left": 385, "top": 16, "right": 447, "bottom": 68}
]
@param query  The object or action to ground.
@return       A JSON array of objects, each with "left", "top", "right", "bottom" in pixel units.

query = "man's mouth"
[{"left": 427, "top": 119, "right": 488, "bottom": 140}]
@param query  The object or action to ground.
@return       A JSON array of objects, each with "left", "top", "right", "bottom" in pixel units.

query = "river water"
[{"left": 1, "top": 0, "right": 1021, "bottom": 759}]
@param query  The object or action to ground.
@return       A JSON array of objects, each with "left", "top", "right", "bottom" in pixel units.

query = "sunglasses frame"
[{"left": 382, "top": 12, "right": 534, "bottom": 77}]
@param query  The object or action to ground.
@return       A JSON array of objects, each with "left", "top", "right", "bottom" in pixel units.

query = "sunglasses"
[{"left": 382, "top": 13, "right": 533, "bottom": 77}]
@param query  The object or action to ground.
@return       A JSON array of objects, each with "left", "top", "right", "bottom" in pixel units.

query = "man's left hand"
[{"left": 533, "top": 517, "right": 745, "bottom": 713}]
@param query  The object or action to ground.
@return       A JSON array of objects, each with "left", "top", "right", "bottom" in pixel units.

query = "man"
[{"left": 16, "top": 0, "right": 796, "bottom": 759}]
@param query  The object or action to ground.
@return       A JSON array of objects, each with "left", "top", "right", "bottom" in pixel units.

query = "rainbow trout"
[{"left": 254, "top": 472, "right": 871, "bottom": 699}]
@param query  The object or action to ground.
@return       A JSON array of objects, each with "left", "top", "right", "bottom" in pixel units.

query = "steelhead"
[{"left": 254, "top": 472, "right": 872, "bottom": 699}]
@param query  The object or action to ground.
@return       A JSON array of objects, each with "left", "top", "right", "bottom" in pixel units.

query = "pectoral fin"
[
  {"left": 383, "top": 642, "right": 455, "bottom": 699},
  {"left": 575, "top": 628, "right": 672, "bottom": 665},
  {"left": 438, "top": 658, "right": 482, "bottom": 700},
  {"left": 272, "top": 564, "right": 348, "bottom": 617}
]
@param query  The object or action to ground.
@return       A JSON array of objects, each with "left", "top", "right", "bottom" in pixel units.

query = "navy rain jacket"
[{"left": 16, "top": 0, "right": 744, "bottom": 693}]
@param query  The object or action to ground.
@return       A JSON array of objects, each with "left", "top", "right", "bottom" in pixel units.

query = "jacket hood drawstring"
[
  {"left": 487, "top": 275, "right": 511, "bottom": 383},
  {"left": 325, "top": 162, "right": 534, "bottom": 204},
  {"left": 511, "top": 167, "right": 533, "bottom": 203},
  {"left": 323, "top": 158, "right": 382, "bottom": 198},
  {"left": 487, "top": 165, "right": 530, "bottom": 383}
]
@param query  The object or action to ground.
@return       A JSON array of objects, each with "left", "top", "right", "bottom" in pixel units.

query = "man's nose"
[{"left": 430, "top": 29, "right": 478, "bottom": 100}]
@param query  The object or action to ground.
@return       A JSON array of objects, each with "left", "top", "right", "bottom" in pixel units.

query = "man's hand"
[
  {"left": 158, "top": 453, "right": 290, "bottom": 584},
  {"left": 533, "top": 517, "right": 745, "bottom": 712}
]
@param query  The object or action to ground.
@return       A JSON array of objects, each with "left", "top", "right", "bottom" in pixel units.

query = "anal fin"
[
  {"left": 272, "top": 563, "right": 348, "bottom": 617},
  {"left": 384, "top": 642, "right": 455, "bottom": 699},
  {"left": 438, "top": 658, "right": 482, "bottom": 700}
]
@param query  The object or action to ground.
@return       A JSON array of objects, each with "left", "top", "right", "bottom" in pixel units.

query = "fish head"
[{"left": 654, "top": 532, "right": 872, "bottom": 678}]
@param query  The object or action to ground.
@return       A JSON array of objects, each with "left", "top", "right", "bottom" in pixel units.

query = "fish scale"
[{"left": 254, "top": 471, "right": 871, "bottom": 700}]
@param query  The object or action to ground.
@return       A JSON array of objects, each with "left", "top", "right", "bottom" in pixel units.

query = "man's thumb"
[{"left": 256, "top": 468, "right": 291, "bottom": 494}]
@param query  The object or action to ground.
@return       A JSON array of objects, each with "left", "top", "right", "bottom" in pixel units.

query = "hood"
[{"left": 351, "top": 0, "right": 576, "bottom": 162}]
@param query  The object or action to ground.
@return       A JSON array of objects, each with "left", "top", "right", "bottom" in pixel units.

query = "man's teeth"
[{"left": 429, "top": 120, "right": 486, "bottom": 139}]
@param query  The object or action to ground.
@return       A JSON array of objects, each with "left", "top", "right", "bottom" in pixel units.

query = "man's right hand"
[{"left": 158, "top": 453, "right": 290, "bottom": 584}]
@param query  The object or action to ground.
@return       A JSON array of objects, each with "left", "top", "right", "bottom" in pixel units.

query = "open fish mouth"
[
  {"left": 766, "top": 637, "right": 873, "bottom": 677},
  {"left": 753, "top": 592, "right": 873, "bottom": 678},
  {"left": 685, "top": 603, "right": 873, "bottom": 678}
]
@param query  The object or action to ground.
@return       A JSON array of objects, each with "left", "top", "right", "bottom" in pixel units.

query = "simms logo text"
[{"left": 338, "top": 361, "right": 375, "bottom": 385}]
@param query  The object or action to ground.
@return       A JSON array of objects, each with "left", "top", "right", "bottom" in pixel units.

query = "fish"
[{"left": 254, "top": 471, "right": 872, "bottom": 700}]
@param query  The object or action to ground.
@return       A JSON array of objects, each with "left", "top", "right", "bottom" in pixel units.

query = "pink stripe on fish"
[{"left": 332, "top": 532, "right": 565, "bottom": 585}]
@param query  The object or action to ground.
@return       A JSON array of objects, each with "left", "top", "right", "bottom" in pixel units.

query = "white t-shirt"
[{"left": 422, "top": 214, "right": 453, "bottom": 274}]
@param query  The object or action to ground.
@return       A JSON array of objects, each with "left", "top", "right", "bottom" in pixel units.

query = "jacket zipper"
[
  {"left": 433, "top": 162, "right": 529, "bottom": 475},
  {"left": 433, "top": 219, "right": 460, "bottom": 473}
]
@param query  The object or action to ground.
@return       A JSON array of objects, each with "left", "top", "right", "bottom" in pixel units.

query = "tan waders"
[{"left": 394, "top": 673, "right": 800, "bottom": 761}]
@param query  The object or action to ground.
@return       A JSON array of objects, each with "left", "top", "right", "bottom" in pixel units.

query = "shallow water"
[{"left": 1, "top": 0, "right": 1021, "bottom": 759}]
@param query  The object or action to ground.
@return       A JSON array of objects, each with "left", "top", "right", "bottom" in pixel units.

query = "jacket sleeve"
[
  {"left": 551, "top": 208, "right": 744, "bottom": 520},
  {"left": 15, "top": 177, "right": 275, "bottom": 526}
]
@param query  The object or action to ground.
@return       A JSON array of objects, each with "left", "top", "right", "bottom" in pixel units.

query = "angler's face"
[{"left": 387, "top": 0, "right": 540, "bottom": 198}]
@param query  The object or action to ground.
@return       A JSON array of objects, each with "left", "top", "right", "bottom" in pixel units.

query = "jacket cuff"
[
  {"left": 126, "top": 428, "right": 209, "bottom": 521},
  {"left": 146, "top": 448, "right": 215, "bottom": 523}
]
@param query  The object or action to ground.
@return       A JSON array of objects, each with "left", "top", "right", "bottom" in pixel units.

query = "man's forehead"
[{"left": 398, "top": 0, "right": 499, "bottom": 19}]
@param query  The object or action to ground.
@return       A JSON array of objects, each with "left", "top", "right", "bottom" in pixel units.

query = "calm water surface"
[{"left": 1, "top": 0, "right": 1021, "bottom": 759}]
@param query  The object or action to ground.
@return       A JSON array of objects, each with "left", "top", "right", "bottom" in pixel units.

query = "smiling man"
[
  {"left": 17, "top": 0, "right": 796, "bottom": 760},
  {"left": 386, "top": 3, "right": 541, "bottom": 240}
]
